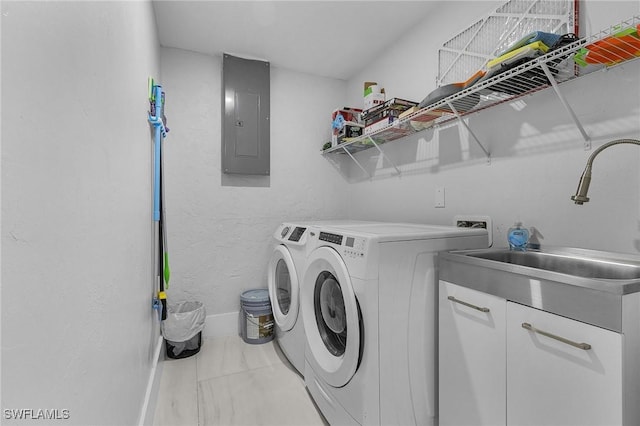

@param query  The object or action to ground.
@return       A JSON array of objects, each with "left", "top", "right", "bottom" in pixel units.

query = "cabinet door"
[
  {"left": 439, "top": 280, "right": 507, "bottom": 426},
  {"left": 507, "top": 302, "right": 622, "bottom": 426}
]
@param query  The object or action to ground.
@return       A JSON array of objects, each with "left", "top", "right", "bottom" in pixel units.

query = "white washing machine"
[
  {"left": 301, "top": 222, "right": 488, "bottom": 426},
  {"left": 268, "top": 221, "right": 374, "bottom": 376}
]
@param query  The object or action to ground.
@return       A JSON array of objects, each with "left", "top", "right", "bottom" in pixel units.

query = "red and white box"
[{"left": 331, "top": 107, "right": 363, "bottom": 146}]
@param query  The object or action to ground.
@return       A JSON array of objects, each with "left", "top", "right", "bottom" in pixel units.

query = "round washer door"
[
  {"left": 267, "top": 245, "right": 299, "bottom": 331},
  {"left": 302, "top": 246, "right": 360, "bottom": 387}
]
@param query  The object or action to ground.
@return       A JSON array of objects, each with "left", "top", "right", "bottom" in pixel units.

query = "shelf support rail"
[
  {"left": 539, "top": 62, "right": 591, "bottom": 150},
  {"left": 341, "top": 146, "right": 372, "bottom": 180},
  {"left": 366, "top": 135, "right": 402, "bottom": 176},
  {"left": 445, "top": 99, "right": 491, "bottom": 163}
]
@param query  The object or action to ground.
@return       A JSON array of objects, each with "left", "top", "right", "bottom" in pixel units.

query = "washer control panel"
[
  {"left": 318, "top": 231, "right": 366, "bottom": 259},
  {"left": 319, "top": 232, "right": 343, "bottom": 245},
  {"left": 343, "top": 235, "right": 366, "bottom": 258}
]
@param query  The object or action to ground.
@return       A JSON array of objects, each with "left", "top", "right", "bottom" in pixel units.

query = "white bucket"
[{"left": 240, "top": 289, "right": 274, "bottom": 344}]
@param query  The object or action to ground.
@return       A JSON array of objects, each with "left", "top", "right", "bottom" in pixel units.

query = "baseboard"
[
  {"left": 138, "top": 335, "right": 164, "bottom": 426},
  {"left": 203, "top": 311, "right": 240, "bottom": 339}
]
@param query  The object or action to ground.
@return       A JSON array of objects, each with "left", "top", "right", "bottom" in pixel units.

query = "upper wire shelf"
[{"left": 322, "top": 15, "right": 640, "bottom": 156}]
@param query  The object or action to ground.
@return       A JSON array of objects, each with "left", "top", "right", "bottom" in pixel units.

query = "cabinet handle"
[
  {"left": 447, "top": 296, "right": 490, "bottom": 313},
  {"left": 521, "top": 323, "right": 591, "bottom": 350}
]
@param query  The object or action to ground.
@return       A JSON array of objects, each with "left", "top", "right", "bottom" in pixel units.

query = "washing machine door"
[
  {"left": 267, "top": 245, "right": 299, "bottom": 331},
  {"left": 302, "top": 246, "right": 360, "bottom": 387}
]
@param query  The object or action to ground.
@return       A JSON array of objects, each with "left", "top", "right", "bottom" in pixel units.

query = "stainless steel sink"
[
  {"left": 464, "top": 248, "right": 640, "bottom": 280},
  {"left": 439, "top": 246, "right": 640, "bottom": 332}
]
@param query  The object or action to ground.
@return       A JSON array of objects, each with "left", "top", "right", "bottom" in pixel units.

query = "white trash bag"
[{"left": 162, "top": 301, "right": 206, "bottom": 357}]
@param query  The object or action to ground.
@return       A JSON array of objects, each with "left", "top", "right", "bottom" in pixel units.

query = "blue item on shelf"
[{"left": 498, "top": 31, "right": 563, "bottom": 57}]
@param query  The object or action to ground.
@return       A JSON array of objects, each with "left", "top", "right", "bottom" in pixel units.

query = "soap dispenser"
[
  {"left": 527, "top": 226, "right": 541, "bottom": 250},
  {"left": 507, "top": 222, "right": 529, "bottom": 251}
]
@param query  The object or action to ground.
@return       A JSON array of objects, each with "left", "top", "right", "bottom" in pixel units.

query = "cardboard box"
[
  {"left": 364, "top": 82, "right": 383, "bottom": 97},
  {"left": 332, "top": 107, "right": 362, "bottom": 126},
  {"left": 332, "top": 123, "right": 364, "bottom": 146},
  {"left": 331, "top": 107, "right": 364, "bottom": 146},
  {"left": 363, "top": 81, "right": 386, "bottom": 110},
  {"left": 364, "top": 93, "right": 386, "bottom": 110}
]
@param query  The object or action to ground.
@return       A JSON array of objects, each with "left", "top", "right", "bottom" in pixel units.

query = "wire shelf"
[{"left": 322, "top": 15, "right": 640, "bottom": 157}]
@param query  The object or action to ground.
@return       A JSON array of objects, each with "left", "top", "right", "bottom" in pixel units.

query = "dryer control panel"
[
  {"left": 288, "top": 227, "right": 306, "bottom": 242},
  {"left": 274, "top": 223, "right": 308, "bottom": 246}
]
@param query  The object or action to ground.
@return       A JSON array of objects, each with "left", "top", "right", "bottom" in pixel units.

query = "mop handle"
[{"left": 151, "top": 85, "right": 164, "bottom": 222}]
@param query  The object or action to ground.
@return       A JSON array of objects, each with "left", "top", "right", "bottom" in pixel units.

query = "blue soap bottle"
[{"left": 507, "top": 222, "right": 529, "bottom": 251}]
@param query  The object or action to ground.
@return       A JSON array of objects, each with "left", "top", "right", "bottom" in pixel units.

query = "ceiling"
[{"left": 152, "top": 1, "right": 439, "bottom": 80}]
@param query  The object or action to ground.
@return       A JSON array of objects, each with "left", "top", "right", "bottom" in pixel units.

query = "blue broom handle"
[
  {"left": 154, "top": 129, "right": 161, "bottom": 222},
  {"left": 153, "top": 85, "right": 163, "bottom": 222}
]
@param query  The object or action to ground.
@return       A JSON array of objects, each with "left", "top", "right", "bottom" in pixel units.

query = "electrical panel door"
[{"left": 222, "top": 54, "right": 270, "bottom": 175}]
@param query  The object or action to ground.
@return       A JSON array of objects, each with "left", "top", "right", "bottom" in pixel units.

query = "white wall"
[
  {"left": 1, "top": 2, "right": 160, "bottom": 425},
  {"left": 159, "top": 48, "right": 349, "bottom": 323},
  {"left": 342, "top": 0, "right": 640, "bottom": 253}
]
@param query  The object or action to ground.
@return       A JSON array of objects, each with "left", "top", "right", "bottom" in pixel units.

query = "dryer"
[
  {"left": 301, "top": 222, "right": 488, "bottom": 426},
  {"left": 268, "top": 223, "right": 313, "bottom": 376}
]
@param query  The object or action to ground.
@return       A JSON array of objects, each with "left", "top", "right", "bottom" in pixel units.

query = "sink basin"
[
  {"left": 440, "top": 246, "right": 640, "bottom": 332},
  {"left": 464, "top": 248, "right": 640, "bottom": 280}
]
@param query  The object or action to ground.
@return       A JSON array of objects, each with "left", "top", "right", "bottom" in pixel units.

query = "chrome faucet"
[{"left": 572, "top": 138, "right": 640, "bottom": 204}]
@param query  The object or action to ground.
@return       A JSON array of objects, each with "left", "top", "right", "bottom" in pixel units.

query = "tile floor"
[{"left": 153, "top": 335, "right": 327, "bottom": 426}]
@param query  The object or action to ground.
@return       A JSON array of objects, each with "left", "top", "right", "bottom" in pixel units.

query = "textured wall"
[
  {"left": 343, "top": 1, "right": 640, "bottom": 254},
  {"left": 1, "top": 1, "right": 160, "bottom": 424},
  {"left": 159, "top": 48, "right": 350, "bottom": 318}
]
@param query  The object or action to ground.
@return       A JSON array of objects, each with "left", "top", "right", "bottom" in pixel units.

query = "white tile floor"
[{"left": 153, "top": 335, "right": 327, "bottom": 426}]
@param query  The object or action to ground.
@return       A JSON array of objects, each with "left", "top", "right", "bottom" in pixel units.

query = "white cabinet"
[
  {"left": 507, "top": 301, "right": 623, "bottom": 426},
  {"left": 439, "top": 280, "right": 506, "bottom": 426},
  {"left": 440, "top": 281, "right": 624, "bottom": 426}
]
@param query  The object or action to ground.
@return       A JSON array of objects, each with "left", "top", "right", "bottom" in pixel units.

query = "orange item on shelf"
[{"left": 580, "top": 25, "right": 640, "bottom": 65}]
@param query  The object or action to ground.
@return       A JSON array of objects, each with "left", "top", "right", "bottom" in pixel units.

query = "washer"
[
  {"left": 301, "top": 222, "right": 488, "bottom": 426},
  {"left": 268, "top": 220, "right": 373, "bottom": 376}
]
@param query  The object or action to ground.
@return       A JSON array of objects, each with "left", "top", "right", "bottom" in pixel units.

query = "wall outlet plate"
[
  {"left": 435, "top": 187, "right": 445, "bottom": 208},
  {"left": 454, "top": 215, "right": 493, "bottom": 247}
]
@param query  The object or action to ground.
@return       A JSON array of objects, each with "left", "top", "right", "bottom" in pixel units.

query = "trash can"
[{"left": 162, "top": 301, "right": 206, "bottom": 359}]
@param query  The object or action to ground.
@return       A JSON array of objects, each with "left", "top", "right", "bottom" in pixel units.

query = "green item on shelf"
[{"left": 574, "top": 47, "right": 590, "bottom": 66}]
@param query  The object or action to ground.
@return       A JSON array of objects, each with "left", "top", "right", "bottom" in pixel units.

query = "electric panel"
[{"left": 222, "top": 54, "right": 270, "bottom": 175}]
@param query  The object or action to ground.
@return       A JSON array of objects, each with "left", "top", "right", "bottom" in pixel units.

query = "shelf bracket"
[
  {"left": 539, "top": 62, "right": 591, "bottom": 150},
  {"left": 341, "top": 146, "right": 372, "bottom": 180},
  {"left": 367, "top": 136, "right": 402, "bottom": 176},
  {"left": 445, "top": 100, "right": 491, "bottom": 163}
]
